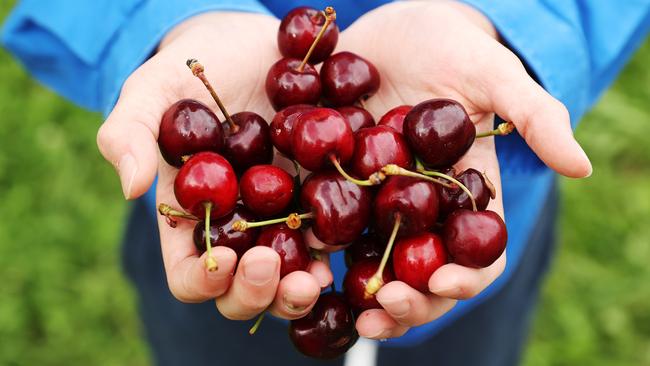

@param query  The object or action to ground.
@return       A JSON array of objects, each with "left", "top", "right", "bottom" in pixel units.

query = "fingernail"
[
  {"left": 243, "top": 258, "right": 277, "bottom": 286},
  {"left": 363, "top": 328, "right": 389, "bottom": 339},
  {"left": 381, "top": 297, "right": 410, "bottom": 318},
  {"left": 118, "top": 154, "right": 137, "bottom": 199},
  {"left": 430, "top": 285, "right": 459, "bottom": 297},
  {"left": 283, "top": 293, "right": 312, "bottom": 313}
]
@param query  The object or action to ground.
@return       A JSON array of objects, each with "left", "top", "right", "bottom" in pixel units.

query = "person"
[{"left": 3, "top": 1, "right": 649, "bottom": 365}]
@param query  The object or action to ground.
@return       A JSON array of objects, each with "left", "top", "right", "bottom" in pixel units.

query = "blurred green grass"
[{"left": 0, "top": 2, "right": 648, "bottom": 365}]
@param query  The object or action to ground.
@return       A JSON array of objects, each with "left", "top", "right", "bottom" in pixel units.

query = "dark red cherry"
[
  {"left": 289, "top": 292, "right": 357, "bottom": 360},
  {"left": 158, "top": 99, "right": 224, "bottom": 167},
  {"left": 291, "top": 108, "right": 354, "bottom": 171},
  {"left": 174, "top": 152, "right": 238, "bottom": 219},
  {"left": 336, "top": 106, "right": 375, "bottom": 132},
  {"left": 377, "top": 105, "right": 412, "bottom": 134},
  {"left": 350, "top": 125, "right": 413, "bottom": 179},
  {"left": 373, "top": 176, "right": 438, "bottom": 238},
  {"left": 240, "top": 165, "right": 294, "bottom": 217},
  {"left": 345, "top": 233, "right": 385, "bottom": 268},
  {"left": 443, "top": 209, "right": 507, "bottom": 268},
  {"left": 266, "top": 58, "right": 321, "bottom": 111},
  {"left": 222, "top": 112, "right": 273, "bottom": 173},
  {"left": 270, "top": 104, "right": 314, "bottom": 158},
  {"left": 301, "top": 171, "right": 372, "bottom": 246},
  {"left": 320, "top": 52, "right": 380, "bottom": 107},
  {"left": 255, "top": 223, "right": 310, "bottom": 278},
  {"left": 438, "top": 168, "right": 494, "bottom": 218},
  {"left": 343, "top": 258, "right": 394, "bottom": 310},
  {"left": 278, "top": 7, "right": 339, "bottom": 65},
  {"left": 392, "top": 233, "right": 448, "bottom": 292},
  {"left": 403, "top": 99, "right": 476, "bottom": 168},
  {"left": 193, "top": 205, "right": 259, "bottom": 258}
]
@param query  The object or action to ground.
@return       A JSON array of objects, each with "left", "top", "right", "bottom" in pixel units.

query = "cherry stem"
[
  {"left": 476, "top": 122, "right": 515, "bottom": 138},
  {"left": 382, "top": 164, "right": 454, "bottom": 189},
  {"left": 158, "top": 203, "right": 199, "bottom": 222},
  {"left": 292, "top": 160, "right": 301, "bottom": 177},
  {"left": 329, "top": 154, "right": 384, "bottom": 186},
  {"left": 365, "top": 213, "right": 402, "bottom": 297},
  {"left": 203, "top": 202, "right": 218, "bottom": 271},
  {"left": 297, "top": 6, "right": 336, "bottom": 72},
  {"left": 411, "top": 167, "right": 478, "bottom": 211},
  {"left": 232, "top": 212, "right": 314, "bottom": 232},
  {"left": 186, "top": 58, "right": 239, "bottom": 133},
  {"left": 249, "top": 312, "right": 266, "bottom": 335}
]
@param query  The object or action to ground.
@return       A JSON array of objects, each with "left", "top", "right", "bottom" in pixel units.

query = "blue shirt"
[{"left": 3, "top": 0, "right": 649, "bottom": 346}]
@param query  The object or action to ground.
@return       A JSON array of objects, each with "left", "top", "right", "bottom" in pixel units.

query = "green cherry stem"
[
  {"left": 204, "top": 202, "right": 218, "bottom": 271},
  {"left": 249, "top": 312, "right": 266, "bottom": 335},
  {"left": 297, "top": 6, "right": 336, "bottom": 72},
  {"left": 415, "top": 168, "right": 478, "bottom": 212},
  {"left": 232, "top": 212, "right": 315, "bottom": 232},
  {"left": 329, "top": 154, "right": 384, "bottom": 186},
  {"left": 158, "top": 203, "right": 199, "bottom": 221},
  {"left": 476, "top": 122, "right": 515, "bottom": 138},
  {"left": 364, "top": 212, "right": 402, "bottom": 297}
]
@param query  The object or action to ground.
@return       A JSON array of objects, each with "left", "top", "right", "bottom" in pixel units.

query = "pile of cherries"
[{"left": 157, "top": 6, "right": 512, "bottom": 360}]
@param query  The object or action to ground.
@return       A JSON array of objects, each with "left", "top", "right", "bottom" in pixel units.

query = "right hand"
[{"left": 97, "top": 12, "right": 332, "bottom": 321}]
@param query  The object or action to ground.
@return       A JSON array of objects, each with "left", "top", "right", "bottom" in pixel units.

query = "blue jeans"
[{"left": 122, "top": 184, "right": 558, "bottom": 366}]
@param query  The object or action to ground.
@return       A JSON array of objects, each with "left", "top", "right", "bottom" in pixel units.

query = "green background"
[{"left": 1, "top": 2, "right": 649, "bottom": 365}]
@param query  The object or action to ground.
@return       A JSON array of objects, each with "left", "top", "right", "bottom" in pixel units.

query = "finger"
[
  {"left": 308, "top": 254, "right": 333, "bottom": 288},
  {"left": 304, "top": 227, "right": 348, "bottom": 252},
  {"left": 429, "top": 251, "right": 507, "bottom": 299},
  {"left": 215, "top": 246, "right": 281, "bottom": 320},
  {"left": 268, "top": 271, "right": 320, "bottom": 319},
  {"left": 376, "top": 281, "right": 457, "bottom": 326},
  {"left": 356, "top": 309, "right": 410, "bottom": 340}
]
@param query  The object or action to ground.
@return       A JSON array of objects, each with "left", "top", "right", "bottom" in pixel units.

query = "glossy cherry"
[
  {"left": 291, "top": 108, "right": 354, "bottom": 171},
  {"left": 320, "top": 51, "right": 380, "bottom": 107},
  {"left": 438, "top": 168, "right": 494, "bottom": 218},
  {"left": 193, "top": 205, "right": 259, "bottom": 258},
  {"left": 392, "top": 233, "right": 448, "bottom": 292},
  {"left": 255, "top": 223, "right": 310, "bottom": 278},
  {"left": 278, "top": 7, "right": 339, "bottom": 65},
  {"left": 301, "top": 171, "right": 372, "bottom": 246},
  {"left": 404, "top": 99, "right": 475, "bottom": 168},
  {"left": 345, "top": 232, "right": 385, "bottom": 267},
  {"left": 377, "top": 105, "right": 412, "bottom": 134},
  {"left": 343, "top": 258, "right": 395, "bottom": 310},
  {"left": 336, "top": 106, "right": 375, "bottom": 132},
  {"left": 288, "top": 292, "right": 357, "bottom": 359},
  {"left": 266, "top": 58, "right": 321, "bottom": 111},
  {"left": 443, "top": 209, "right": 507, "bottom": 268},
  {"left": 158, "top": 99, "right": 224, "bottom": 167},
  {"left": 373, "top": 176, "right": 439, "bottom": 238},
  {"left": 350, "top": 125, "right": 413, "bottom": 179},
  {"left": 223, "top": 112, "right": 273, "bottom": 172},
  {"left": 240, "top": 165, "right": 294, "bottom": 217},
  {"left": 270, "top": 104, "right": 314, "bottom": 158}
]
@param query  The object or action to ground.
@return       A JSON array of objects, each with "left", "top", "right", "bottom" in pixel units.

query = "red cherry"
[
  {"left": 158, "top": 99, "right": 224, "bottom": 167},
  {"left": 350, "top": 125, "right": 413, "bottom": 179},
  {"left": 438, "top": 168, "right": 494, "bottom": 218},
  {"left": 289, "top": 292, "right": 357, "bottom": 359},
  {"left": 377, "top": 105, "right": 412, "bottom": 134},
  {"left": 345, "top": 233, "right": 385, "bottom": 267},
  {"left": 173, "top": 152, "right": 238, "bottom": 219},
  {"left": 443, "top": 209, "right": 507, "bottom": 268},
  {"left": 240, "top": 165, "right": 294, "bottom": 217},
  {"left": 278, "top": 7, "right": 339, "bottom": 65},
  {"left": 192, "top": 205, "right": 259, "bottom": 258},
  {"left": 291, "top": 108, "right": 354, "bottom": 171},
  {"left": 265, "top": 58, "right": 321, "bottom": 111},
  {"left": 320, "top": 52, "right": 380, "bottom": 107},
  {"left": 255, "top": 223, "right": 310, "bottom": 278},
  {"left": 403, "top": 99, "right": 476, "bottom": 168},
  {"left": 222, "top": 112, "right": 273, "bottom": 173},
  {"left": 270, "top": 104, "right": 314, "bottom": 158},
  {"left": 392, "top": 233, "right": 448, "bottom": 292},
  {"left": 336, "top": 106, "right": 375, "bottom": 132},
  {"left": 343, "top": 258, "right": 394, "bottom": 310}
]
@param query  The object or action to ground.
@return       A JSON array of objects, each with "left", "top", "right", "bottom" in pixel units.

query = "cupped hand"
[
  {"left": 337, "top": 1, "right": 591, "bottom": 339},
  {"left": 96, "top": 12, "right": 332, "bottom": 321}
]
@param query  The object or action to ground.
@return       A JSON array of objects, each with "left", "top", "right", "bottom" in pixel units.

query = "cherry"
[
  {"left": 336, "top": 106, "right": 375, "bottom": 132},
  {"left": 438, "top": 168, "right": 495, "bottom": 218},
  {"left": 222, "top": 112, "right": 273, "bottom": 172},
  {"left": 392, "top": 232, "right": 448, "bottom": 292},
  {"left": 192, "top": 205, "right": 259, "bottom": 258},
  {"left": 255, "top": 223, "right": 310, "bottom": 278},
  {"left": 403, "top": 99, "right": 476, "bottom": 168},
  {"left": 350, "top": 125, "right": 413, "bottom": 180},
  {"left": 343, "top": 258, "right": 395, "bottom": 310},
  {"left": 320, "top": 51, "right": 380, "bottom": 107},
  {"left": 278, "top": 7, "right": 339, "bottom": 65},
  {"left": 288, "top": 292, "right": 358, "bottom": 359},
  {"left": 345, "top": 232, "right": 385, "bottom": 267},
  {"left": 270, "top": 104, "right": 314, "bottom": 158},
  {"left": 265, "top": 58, "right": 321, "bottom": 111},
  {"left": 443, "top": 209, "right": 507, "bottom": 268},
  {"left": 377, "top": 105, "right": 412, "bottom": 134},
  {"left": 291, "top": 108, "right": 354, "bottom": 172},
  {"left": 158, "top": 99, "right": 224, "bottom": 167},
  {"left": 240, "top": 165, "right": 294, "bottom": 217},
  {"left": 301, "top": 171, "right": 372, "bottom": 246}
]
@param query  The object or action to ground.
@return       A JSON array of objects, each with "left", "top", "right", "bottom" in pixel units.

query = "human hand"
[
  {"left": 96, "top": 12, "right": 332, "bottom": 321},
  {"left": 336, "top": 0, "right": 592, "bottom": 339}
]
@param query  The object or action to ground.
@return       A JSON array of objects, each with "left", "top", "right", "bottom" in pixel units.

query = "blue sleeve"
[{"left": 1, "top": 0, "right": 271, "bottom": 115}]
